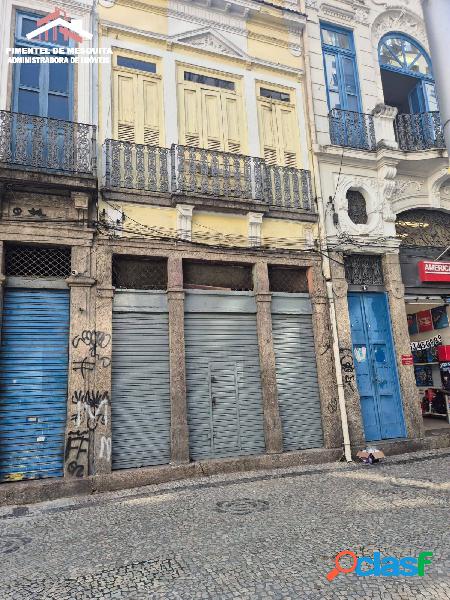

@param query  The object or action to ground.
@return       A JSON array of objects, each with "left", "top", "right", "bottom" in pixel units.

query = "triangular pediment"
[{"left": 171, "top": 28, "right": 246, "bottom": 58}]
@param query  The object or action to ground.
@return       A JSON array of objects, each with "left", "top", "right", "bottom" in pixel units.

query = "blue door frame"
[{"left": 348, "top": 292, "right": 406, "bottom": 441}]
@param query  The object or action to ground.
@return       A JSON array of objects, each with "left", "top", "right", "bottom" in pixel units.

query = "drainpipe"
[
  {"left": 421, "top": 0, "right": 450, "bottom": 159},
  {"left": 302, "top": 17, "right": 353, "bottom": 462}
]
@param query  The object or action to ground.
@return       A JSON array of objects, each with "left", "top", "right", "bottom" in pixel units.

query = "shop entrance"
[
  {"left": 406, "top": 299, "right": 450, "bottom": 433},
  {"left": 348, "top": 292, "right": 406, "bottom": 441}
]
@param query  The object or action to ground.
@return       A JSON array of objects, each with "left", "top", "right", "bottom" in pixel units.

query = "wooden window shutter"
[
  {"left": 222, "top": 95, "right": 241, "bottom": 154},
  {"left": 141, "top": 76, "right": 160, "bottom": 146},
  {"left": 258, "top": 101, "right": 278, "bottom": 165},
  {"left": 276, "top": 104, "right": 298, "bottom": 167},
  {"left": 114, "top": 71, "right": 136, "bottom": 143},
  {"left": 182, "top": 86, "right": 201, "bottom": 148},
  {"left": 202, "top": 89, "right": 223, "bottom": 151}
]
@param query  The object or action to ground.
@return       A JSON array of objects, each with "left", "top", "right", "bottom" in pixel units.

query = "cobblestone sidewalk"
[{"left": 0, "top": 449, "right": 449, "bottom": 599}]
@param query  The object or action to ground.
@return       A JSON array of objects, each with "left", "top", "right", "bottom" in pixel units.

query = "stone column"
[
  {"left": 254, "top": 261, "right": 283, "bottom": 453},
  {"left": 382, "top": 253, "right": 425, "bottom": 440},
  {"left": 308, "top": 261, "right": 343, "bottom": 448},
  {"left": 167, "top": 255, "right": 189, "bottom": 463},
  {"left": 329, "top": 253, "right": 366, "bottom": 446},
  {"left": 65, "top": 245, "right": 97, "bottom": 479},
  {"left": 93, "top": 245, "right": 114, "bottom": 474}
]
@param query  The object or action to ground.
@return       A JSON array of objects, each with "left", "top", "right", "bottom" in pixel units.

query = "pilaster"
[
  {"left": 253, "top": 261, "right": 283, "bottom": 453},
  {"left": 382, "top": 253, "right": 425, "bottom": 440},
  {"left": 167, "top": 255, "right": 190, "bottom": 463},
  {"left": 308, "top": 262, "right": 343, "bottom": 448},
  {"left": 330, "top": 253, "right": 366, "bottom": 446}
]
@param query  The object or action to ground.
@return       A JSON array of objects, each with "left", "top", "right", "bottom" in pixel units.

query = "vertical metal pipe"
[{"left": 422, "top": 0, "right": 450, "bottom": 156}]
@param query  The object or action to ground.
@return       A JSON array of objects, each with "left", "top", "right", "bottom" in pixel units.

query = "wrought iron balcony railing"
[
  {"left": 0, "top": 111, "right": 96, "bottom": 175},
  {"left": 329, "top": 108, "right": 376, "bottom": 151},
  {"left": 104, "top": 140, "right": 314, "bottom": 213},
  {"left": 395, "top": 111, "right": 445, "bottom": 151}
]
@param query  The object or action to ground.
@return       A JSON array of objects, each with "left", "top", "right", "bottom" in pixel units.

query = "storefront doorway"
[{"left": 406, "top": 299, "right": 450, "bottom": 433}]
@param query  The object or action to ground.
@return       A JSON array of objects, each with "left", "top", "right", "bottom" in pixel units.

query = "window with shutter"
[
  {"left": 178, "top": 66, "right": 244, "bottom": 153},
  {"left": 257, "top": 84, "right": 300, "bottom": 167},
  {"left": 113, "top": 55, "right": 162, "bottom": 145}
]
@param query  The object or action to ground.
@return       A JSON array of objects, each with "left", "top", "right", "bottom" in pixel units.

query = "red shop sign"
[
  {"left": 401, "top": 354, "right": 414, "bottom": 365},
  {"left": 418, "top": 260, "right": 450, "bottom": 282}
]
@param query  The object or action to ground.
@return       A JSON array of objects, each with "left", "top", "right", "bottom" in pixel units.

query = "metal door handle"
[{"left": 212, "top": 397, "right": 216, "bottom": 407}]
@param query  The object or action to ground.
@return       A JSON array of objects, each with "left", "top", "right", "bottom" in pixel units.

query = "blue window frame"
[
  {"left": 378, "top": 33, "right": 438, "bottom": 114},
  {"left": 13, "top": 11, "right": 74, "bottom": 121},
  {"left": 321, "top": 23, "right": 361, "bottom": 113}
]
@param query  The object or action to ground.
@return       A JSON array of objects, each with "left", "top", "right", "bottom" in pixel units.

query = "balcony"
[
  {"left": 328, "top": 107, "right": 446, "bottom": 154},
  {"left": 104, "top": 140, "right": 314, "bottom": 213},
  {"left": 0, "top": 111, "right": 97, "bottom": 177},
  {"left": 328, "top": 109, "right": 376, "bottom": 151},
  {"left": 395, "top": 111, "right": 445, "bottom": 151}
]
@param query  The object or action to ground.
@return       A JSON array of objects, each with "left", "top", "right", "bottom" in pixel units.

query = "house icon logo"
[{"left": 26, "top": 7, "right": 92, "bottom": 44}]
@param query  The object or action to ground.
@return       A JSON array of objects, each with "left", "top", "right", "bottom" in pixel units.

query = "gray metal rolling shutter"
[
  {"left": 111, "top": 292, "right": 170, "bottom": 469},
  {"left": 185, "top": 291, "right": 266, "bottom": 461},
  {"left": 272, "top": 294, "right": 323, "bottom": 451}
]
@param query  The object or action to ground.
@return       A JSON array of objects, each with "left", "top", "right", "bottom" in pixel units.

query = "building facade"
[
  {"left": 305, "top": 0, "right": 450, "bottom": 452},
  {"left": 0, "top": 0, "right": 345, "bottom": 489}
]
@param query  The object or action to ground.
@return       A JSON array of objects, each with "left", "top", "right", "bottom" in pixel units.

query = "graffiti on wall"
[
  {"left": 67, "top": 329, "right": 112, "bottom": 477},
  {"left": 339, "top": 348, "right": 356, "bottom": 392},
  {"left": 65, "top": 430, "right": 89, "bottom": 478}
]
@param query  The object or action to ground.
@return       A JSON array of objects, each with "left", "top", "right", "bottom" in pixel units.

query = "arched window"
[
  {"left": 379, "top": 34, "right": 433, "bottom": 79},
  {"left": 378, "top": 33, "right": 438, "bottom": 116},
  {"left": 347, "top": 190, "right": 368, "bottom": 224}
]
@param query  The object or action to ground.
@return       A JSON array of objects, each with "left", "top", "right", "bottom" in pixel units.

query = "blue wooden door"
[
  {"left": 0, "top": 289, "right": 69, "bottom": 482},
  {"left": 348, "top": 293, "right": 406, "bottom": 441}
]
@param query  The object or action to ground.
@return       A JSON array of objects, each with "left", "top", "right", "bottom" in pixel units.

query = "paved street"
[{"left": 0, "top": 449, "right": 449, "bottom": 599}]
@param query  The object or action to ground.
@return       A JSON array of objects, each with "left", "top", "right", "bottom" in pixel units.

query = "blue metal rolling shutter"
[
  {"left": 0, "top": 288, "right": 69, "bottom": 482},
  {"left": 185, "top": 291, "right": 266, "bottom": 461},
  {"left": 272, "top": 294, "right": 324, "bottom": 451},
  {"left": 111, "top": 292, "right": 171, "bottom": 469}
]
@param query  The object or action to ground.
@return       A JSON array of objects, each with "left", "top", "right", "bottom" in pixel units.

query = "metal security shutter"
[
  {"left": 272, "top": 294, "right": 323, "bottom": 451},
  {"left": 111, "top": 292, "right": 170, "bottom": 469},
  {"left": 0, "top": 288, "right": 69, "bottom": 482},
  {"left": 185, "top": 291, "right": 266, "bottom": 461}
]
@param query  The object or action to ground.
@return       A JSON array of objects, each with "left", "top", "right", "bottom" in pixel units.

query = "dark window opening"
[
  {"left": 112, "top": 256, "right": 167, "bottom": 290},
  {"left": 347, "top": 190, "right": 368, "bottom": 224},
  {"left": 184, "top": 71, "right": 235, "bottom": 91},
  {"left": 183, "top": 261, "right": 252, "bottom": 291},
  {"left": 117, "top": 56, "right": 156, "bottom": 74},
  {"left": 5, "top": 245, "right": 71, "bottom": 278},
  {"left": 268, "top": 266, "right": 308, "bottom": 293},
  {"left": 344, "top": 254, "right": 384, "bottom": 286},
  {"left": 260, "top": 88, "right": 290, "bottom": 102}
]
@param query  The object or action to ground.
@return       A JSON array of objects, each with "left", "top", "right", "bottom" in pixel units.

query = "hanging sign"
[
  {"left": 418, "top": 261, "right": 450, "bottom": 282},
  {"left": 401, "top": 354, "right": 414, "bottom": 365},
  {"left": 410, "top": 334, "right": 442, "bottom": 351}
]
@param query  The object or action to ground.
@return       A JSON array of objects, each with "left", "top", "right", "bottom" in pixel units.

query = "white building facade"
[{"left": 305, "top": 0, "right": 450, "bottom": 452}]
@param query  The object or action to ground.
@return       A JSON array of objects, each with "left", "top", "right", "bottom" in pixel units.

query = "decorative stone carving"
[
  {"left": 175, "top": 30, "right": 243, "bottom": 57},
  {"left": 248, "top": 212, "right": 263, "bottom": 247},
  {"left": 176, "top": 204, "right": 194, "bottom": 241},
  {"left": 390, "top": 178, "right": 423, "bottom": 202},
  {"left": 305, "top": 0, "right": 319, "bottom": 8},
  {"left": 371, "top": 104, "right": 398, "bottom": 150},
  {"left": 372, "top": 9, "right": 427, "bottom": 49}
]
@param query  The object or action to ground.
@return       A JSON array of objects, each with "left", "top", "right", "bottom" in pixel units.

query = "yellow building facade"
[{"left": 92, "top": 0, "right": 342, "bottom": 473}]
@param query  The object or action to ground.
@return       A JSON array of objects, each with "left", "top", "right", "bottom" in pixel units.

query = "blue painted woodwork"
[
  {"left": 0, "top": 289, "right": 69, "bottom": 482},
  {"left": 321, "top": 23, "right": 362, "bottom": 113},
  {"left": 13, "top": 11, "right": 74, "bottom": 120},
  {"left": 378, "top": 33, "right": 438, "bottom": 113},
  {"left": 348, "top": 293, "right": 406, "bottom": 441}
]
